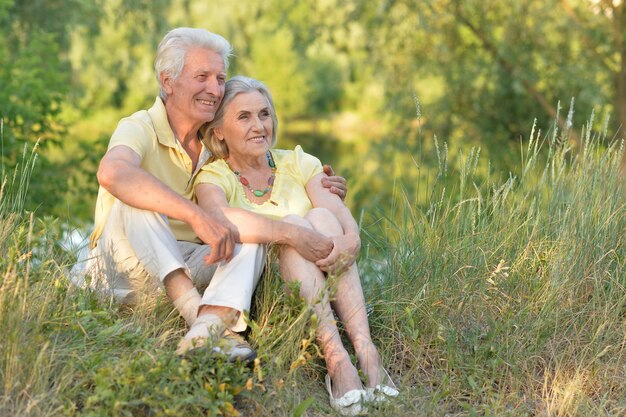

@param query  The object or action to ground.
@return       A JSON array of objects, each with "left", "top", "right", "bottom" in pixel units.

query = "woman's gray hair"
[
  {"left": 204, "top": 75, "right": 278, "bottom": 161},
  {"left": 155, "top": 27, "right": 233, "bottom": 101}
]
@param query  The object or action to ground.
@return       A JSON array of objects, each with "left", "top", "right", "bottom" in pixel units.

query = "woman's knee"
[
  {"left": 282, "top": 214, "right": 313, "bottom": 229},
  {"left": 305, "top": 208, "right": 343, "bottom": 233}
]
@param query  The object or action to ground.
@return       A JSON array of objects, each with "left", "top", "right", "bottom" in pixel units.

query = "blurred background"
[{"left": 1, "top": 0, "right": 624, "bottom": 226}]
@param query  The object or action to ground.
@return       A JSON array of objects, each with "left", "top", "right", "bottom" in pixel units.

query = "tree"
[
  {"left": 0, "top": 0, "right": 102, "bottom": 214},
  {"left": 559, "top": 0, "right": 626, "bottom": 167},
  {"left": 362, "top": 0, "right": 621, "bottom": 145}
]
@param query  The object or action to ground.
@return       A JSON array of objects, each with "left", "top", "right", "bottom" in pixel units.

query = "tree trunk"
[{"left": 613, "top": 2, "right": 626, "bottom": 172}]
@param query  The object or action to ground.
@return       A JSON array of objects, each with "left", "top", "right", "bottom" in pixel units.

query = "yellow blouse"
[{"left": 195, "top": 145, "right": 323, "bottom": 220}]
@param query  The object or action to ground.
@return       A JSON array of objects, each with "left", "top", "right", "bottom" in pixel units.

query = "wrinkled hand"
[
  {"left": 315, "top": 234, "right": 360, "bottom": 275},
  {"left": 291, "top": 226, "right": 334, "bottom": 262},
  {"left": 190, "top": 208, "right": 236, "bottom": 265},
  {"left": 322, "top": 165, "right": 347, "bottom": 201}
]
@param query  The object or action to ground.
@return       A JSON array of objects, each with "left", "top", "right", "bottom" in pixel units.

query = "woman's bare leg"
[
  {"left": 305, "top": 208, "right": 385, "bottom": 388},
  {"left": 280, "top": 215, "right": 362, "bottom": 398}
]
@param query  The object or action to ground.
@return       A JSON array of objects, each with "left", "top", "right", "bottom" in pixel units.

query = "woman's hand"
[
  {"left": 289, "top": 227, "right": 334, "bottom": 262},
  {"left": 315, "top": 233, "right": 361, "bottom": 274}
]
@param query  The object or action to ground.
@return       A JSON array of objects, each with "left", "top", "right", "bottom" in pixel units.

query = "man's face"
[{"left": 163, "top": 47, "right": 226, "bottom": 127}]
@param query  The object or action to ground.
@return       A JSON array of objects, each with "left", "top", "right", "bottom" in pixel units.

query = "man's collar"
[
  {"left": 147, "top": 97, "right": 177, "bottom": 148},
  {"left": 147, "top": 97, "right": 211, "bottom": 165}
]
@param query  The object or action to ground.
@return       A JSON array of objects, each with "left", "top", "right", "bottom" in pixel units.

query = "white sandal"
[
  {"left": 364, "top": 368, "right": 399, "bottom": 404},
  {"left": 325, "top": 374, "right": 367, "bottom": 416}
]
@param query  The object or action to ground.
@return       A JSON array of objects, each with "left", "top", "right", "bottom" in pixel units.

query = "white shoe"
[
  {"left": 176, "top": 330, "right": 256, "bottom": 364},
  {"left": 364, "top": 368, "right": 399, "bottom": 404},
  {"left": 325, "top": 374, "right": 367, "bottom": 416},
  {"left": 216, "top": 330, "right": 256, "bottom": 364}
]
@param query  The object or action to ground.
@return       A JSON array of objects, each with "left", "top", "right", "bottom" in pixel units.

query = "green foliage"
[
  {"left": 246, "top": 29, "right": 310, "bottom": 120},
  {"left": 68, "top": 0, "right": 170, "bottom": 113},
  {"left": 0, "top": 15, "right": 66, "bottom": 145},
  {"left": 0, "top": 0, "right": 105, "bottom": 145},
  {"left": 0, "top": 0, "right": 105, "bottom": 217},
  {"left": 3, "top": 0, "right": 626, "bottom": 221},
  {"left": 303, "top": 47, "right": 346, "bottom": 115},
  {"left": 362, "top": 0, "right": 625, "bottom": 150}
]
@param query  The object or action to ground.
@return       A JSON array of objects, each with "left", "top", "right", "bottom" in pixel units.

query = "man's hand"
[
  {"left": 315, "top": 233, "right": 360, "bottom": 274},
  {"left": 287, "top": 225, "right": 334, "bottom": 262},
  {"left": 322, "top": 165, "right": 347, "bottom": 200},
  {"left": 189, "top": 208, "right": 236, "bottom": 265}
]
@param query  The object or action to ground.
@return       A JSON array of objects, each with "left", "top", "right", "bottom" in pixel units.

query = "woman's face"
[{"left": 216, "top": 91, "right": 274, "bottom": 160}]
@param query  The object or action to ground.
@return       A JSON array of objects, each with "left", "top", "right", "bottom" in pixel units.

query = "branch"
[
  {"left": 560, "top": 0, "right": 619, "bottom": 73},
  {"left": 453, "top": 5, "right": 581, "bottom": 144}
]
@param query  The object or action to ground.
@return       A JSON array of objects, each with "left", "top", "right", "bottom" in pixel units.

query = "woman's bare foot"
[{"left": 355, "top": 341, "right": 385, "bottom": 388}]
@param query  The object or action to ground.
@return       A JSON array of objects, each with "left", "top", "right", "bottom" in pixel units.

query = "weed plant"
[{"left": 0, "top": 114, "right": 624, "bottom": 416}]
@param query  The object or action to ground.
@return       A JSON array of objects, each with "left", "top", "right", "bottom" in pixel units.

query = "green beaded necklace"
[{"left": 227, "top": 151, "right": 277, "bottom": 197}]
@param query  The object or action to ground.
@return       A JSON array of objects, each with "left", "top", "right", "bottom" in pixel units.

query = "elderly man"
[{"left": 87, "top": 27, "right": 346, "bottom": 360}]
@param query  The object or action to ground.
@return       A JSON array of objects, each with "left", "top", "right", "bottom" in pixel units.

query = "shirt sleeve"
[
  {"left": 108, "top": 116, "right": 152, "bottom": 159},
  {"left": 293, "top": 145, "right": 323, "bottom": 185},
  {"left": 195, "top": 160, "right": 235, "bottom": 200}
]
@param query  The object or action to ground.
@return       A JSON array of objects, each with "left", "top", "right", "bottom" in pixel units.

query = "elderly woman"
[{"left": 193, "top": 76, "right": 398, "bottom": 415}]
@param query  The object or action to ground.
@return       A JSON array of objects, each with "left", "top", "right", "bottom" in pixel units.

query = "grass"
[{"left": 0, "top": 116, "right": 624, "bottom": 416}]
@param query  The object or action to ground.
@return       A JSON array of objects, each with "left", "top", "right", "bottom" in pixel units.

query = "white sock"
[
  {"left": 183, "top": 313, "right": 225, "bottom": 340},
  {"left": 172, "top": 287, "right": 202, "bottom": 326}
]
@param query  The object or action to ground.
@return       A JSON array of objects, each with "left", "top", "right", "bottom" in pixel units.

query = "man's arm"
[
  {"left": 97, "top": 145, "right": 235, "bottom": 263},
  {"left": 195, "top": 183, "right": 334, "bottom": 262}
]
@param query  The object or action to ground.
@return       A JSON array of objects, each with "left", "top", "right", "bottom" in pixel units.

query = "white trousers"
[{"left": 73, "top": 200, "right": 265, "bottom": 331}]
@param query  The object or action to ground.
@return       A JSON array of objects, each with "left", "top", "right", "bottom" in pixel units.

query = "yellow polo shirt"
[{"left": 89, "top": 97, "right": 210, "bottom": 248}]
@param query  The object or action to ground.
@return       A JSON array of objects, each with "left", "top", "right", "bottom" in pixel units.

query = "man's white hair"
[{"left": 154, "top": 27, "right": 233, "bottom": 101}]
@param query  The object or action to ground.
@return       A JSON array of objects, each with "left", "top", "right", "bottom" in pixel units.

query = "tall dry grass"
[{"left": 0, "top": 114, "right": 624, "bottom": 416}]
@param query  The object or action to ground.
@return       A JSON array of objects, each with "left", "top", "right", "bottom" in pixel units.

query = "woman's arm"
[
  {"left": 305, "top": 172, "right": 361, "bottom": 273},
  {"left": 196, "top": 183, "right": 333, "bottom": 262}
]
